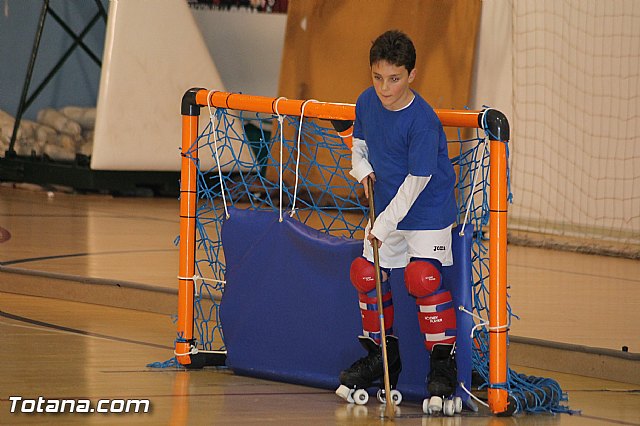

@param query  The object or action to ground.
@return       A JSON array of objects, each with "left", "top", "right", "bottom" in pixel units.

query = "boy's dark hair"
[{"left": 369, "top": 30, "right": 416, "bottom": 73}]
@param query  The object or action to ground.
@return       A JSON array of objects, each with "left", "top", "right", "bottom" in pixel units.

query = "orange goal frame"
[{"left": 178, "top": 88, "right": 511, "bottom": 414}]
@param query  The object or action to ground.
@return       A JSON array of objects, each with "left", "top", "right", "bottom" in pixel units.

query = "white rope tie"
[
  {"left": 177, "top": 274, "right": 226, "bottom": 285},
  {"left": 174, "top": 345, "right": 198, "bottom": 357},
  {"left": 177, "top": 274, "right": 226, "bottom": 297},
  {"left": 290, "top": 99, "right": 318, "bottom": 217},
  {"left": 274, "top": 97, "right": 287, "bottom": 222},
  {"left": 458, "top": 305, "right": 509, "bottom": 337},
  {"left": 459, "top": 136, "right": 488, "bottom": 237},
  {"left": 207, "top": 90, "right": 230, "bottom": 219},
  {"left": 174, "top": 346, "right": 223, "bottom": 357}
]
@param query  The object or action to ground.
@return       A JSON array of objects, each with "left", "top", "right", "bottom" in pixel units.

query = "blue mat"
[{"left": 220, "top": 207, "right": 474, "bottom": 402}]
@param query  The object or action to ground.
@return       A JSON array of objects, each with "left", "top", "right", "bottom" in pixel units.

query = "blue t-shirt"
[{"left": 353, "top": 87, "right": 457, "bottom": 230}]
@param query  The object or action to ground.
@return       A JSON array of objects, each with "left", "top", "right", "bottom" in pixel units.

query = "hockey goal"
[{"left": 173, "top": 88, "right": 565, "bottom": 415}]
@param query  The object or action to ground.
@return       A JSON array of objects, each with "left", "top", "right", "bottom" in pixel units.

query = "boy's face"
[{"left": 371, "top": 60, "right": 416, "bottom": 111}]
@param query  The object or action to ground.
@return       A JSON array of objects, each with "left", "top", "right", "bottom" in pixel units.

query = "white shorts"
[{"left": 362, "top": 222, "right": 454, "bottom": 269}]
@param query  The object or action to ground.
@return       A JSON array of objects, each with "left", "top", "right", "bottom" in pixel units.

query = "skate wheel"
[
  {"left": 443, "top": 399, "right": 455, "bottom": 416},
  {"left": 335, "top": 384, "right": 353, "bottom": 403},
  {"left": 453, "top": 396, "right": 463, "bottom": 413},
  {"left": 353, "top": 389, "right": 369, "bottom": 405},
  {"left": 375, "top": 389, "right": 403, "bottom": 406},
  {"left": 424, "top": 396, "right": 443, "bottom": 414},
  {"left": 390, "top": 389, "right": 403, "bottom": 406}
]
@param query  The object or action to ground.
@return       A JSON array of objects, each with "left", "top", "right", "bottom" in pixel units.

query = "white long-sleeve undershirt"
[{"left": 349, "top": 137, "right": 373, "bottom": 184}]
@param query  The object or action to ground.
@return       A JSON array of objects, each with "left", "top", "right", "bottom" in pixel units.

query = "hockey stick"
[{"left": 367, "top": 177, "right": 396, "bottom": 419}]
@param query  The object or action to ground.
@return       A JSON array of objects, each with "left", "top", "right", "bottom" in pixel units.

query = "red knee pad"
[
  {"left": 404, "top": 260, "right": 441, "bottom": 298},
  {"left": 350, "top": 257, "right": 376, "bottom": 293},
  {"left": 416, "top": 290, "right": 457, "bottom": 351}
]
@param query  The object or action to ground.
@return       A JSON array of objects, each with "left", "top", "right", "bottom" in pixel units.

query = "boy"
[{"left": 336, "top": 30, "right": 458, "bottom": 404}]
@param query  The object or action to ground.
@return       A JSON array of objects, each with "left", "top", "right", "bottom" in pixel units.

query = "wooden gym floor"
[{"left": 1, "top": 184, "right": 639, "bottom": 425}]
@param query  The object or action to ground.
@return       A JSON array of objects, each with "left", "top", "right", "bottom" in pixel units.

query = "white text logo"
[{"left": 8, "top": 396, "right": 151, "bottom": 414}]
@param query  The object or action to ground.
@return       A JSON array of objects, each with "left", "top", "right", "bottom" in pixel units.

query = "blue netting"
[{"left": 166, "top": 106, "right": 571, "bottom": 414}]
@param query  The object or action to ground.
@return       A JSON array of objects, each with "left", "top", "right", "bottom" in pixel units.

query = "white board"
[{"left": 93, "top": 0, "right": 243, "bottom": 171}]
